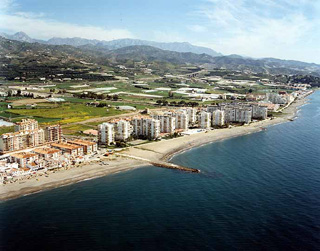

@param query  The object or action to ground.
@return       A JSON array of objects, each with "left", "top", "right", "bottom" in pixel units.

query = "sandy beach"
[{"left": 0, "top": 95, "right": 310, "bottom": 201}]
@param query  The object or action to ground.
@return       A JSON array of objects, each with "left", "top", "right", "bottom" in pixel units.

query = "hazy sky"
[{"left": 1, "top": 0, "right": 319, "bottom": 63}]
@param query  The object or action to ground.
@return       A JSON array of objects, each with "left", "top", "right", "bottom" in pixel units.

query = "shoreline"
[{"left": 0, "top": 93, "right": 312, "bottom": 202}]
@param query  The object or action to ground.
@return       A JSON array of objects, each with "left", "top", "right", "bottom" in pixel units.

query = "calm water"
[{"left": 1, "top": 92, "right": 320, "bottom": 251}]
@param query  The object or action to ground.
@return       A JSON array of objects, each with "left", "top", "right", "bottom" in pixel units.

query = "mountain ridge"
[
  {"left": 1, "top": 35, "right": 319, "bottom": 76},
  {"left": 0, "top": 31, "right": 222, "bottom": 57}
]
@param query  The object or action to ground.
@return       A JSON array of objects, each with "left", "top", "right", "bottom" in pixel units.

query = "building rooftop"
[
  {"left": 33, "top": 148, "right": 60, "bottom": 155},
  {"left": 10, "top": 152, "right": 38, "bottom": 159},
  {"left": 68, "top": 139, "right": 96, "bottom": 146},
  {"left": 51, "top": 142, "right": 81, "bottom": 150}
]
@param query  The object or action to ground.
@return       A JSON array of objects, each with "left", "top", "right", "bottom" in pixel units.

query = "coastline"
[{"left": 0, "top": 94, "right": 311, "bottom": 202}]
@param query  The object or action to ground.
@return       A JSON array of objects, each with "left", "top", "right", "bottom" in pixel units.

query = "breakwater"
[{"left": 150, "top": 161, "right": 200, "bottom": 173}]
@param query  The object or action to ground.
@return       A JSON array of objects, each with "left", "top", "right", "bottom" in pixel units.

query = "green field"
[{"left": 7, "top": 103, "right": 127, "bottom": 125}]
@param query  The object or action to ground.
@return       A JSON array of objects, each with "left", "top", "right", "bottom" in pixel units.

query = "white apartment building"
[
  {"left": 266, "top": 93, "right": 294, "bottom": 105},
  {"left": 152, "top": 115, "right": 176, "bottom": 134},
  {"left": 198, "top": 111, "right": 211, "bottom": 129},
  {"left": 114, "top": 120, "right": 132, "bottom": 141},
  {"left": 185, "top": 108, "right": 197, "bottom": 125},
  {"left": 223, "top": 107, "right": 236, "bottom": 123},
  {"left": 98, "top": 123, "right": 115, "bottom": 145},
  {"left": 174, "top": 111, "right": 189, "bottom": 130},
  {"left": 212, "top": 110, "right": 225, "bottom": 126},
  {"left": 235, "top": 108, "right": 252, "bottom": 124},
  {"left": 207, "top": 105, "right": 220, "bottom": 113},
  {"left": 14, "top": 119, "right": 38, "bottom": 132},
  {"left": 131, "top": 117, "right": 160, "bottom": 139},
  {"left": 0, "top": 129, "right": 45, "bottom": 153},
  {"left": 252, "top": 105, "right": 268, "bottom": 120}
]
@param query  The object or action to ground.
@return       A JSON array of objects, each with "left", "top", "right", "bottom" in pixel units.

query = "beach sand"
[{"left": 0, "top": 96, "right": 309, "bottom": 201}]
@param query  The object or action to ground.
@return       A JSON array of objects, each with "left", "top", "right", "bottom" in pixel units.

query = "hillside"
[
  {"left": 0, "top": 32, "right": 222, "bottom": 57},
  {"left": 1, "top": 36, "right": 320, "bottom": 80}
]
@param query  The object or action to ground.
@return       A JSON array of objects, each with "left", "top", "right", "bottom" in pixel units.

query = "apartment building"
[
  {"left": 207, "top": 105, "right": 220, "bottom": 113},
  {"left": 131, "top": 117, "right": 160, "bottom": 139},
  {"left": 113, "top": 120, "right": 132, "bottom": 141},
  {"left": 174, "top": 111, "right": 189, "bottom": 131},
  {"left": 33, "top": 147, "right": 61, "bottom": 160},
  {"left": 235, "top": 108, "right": 252, "bottom": 124},
  {"left": 10, "top": 152, "right": 38, "bottom": 168},
  {"left": 51, "top": 142, "right": 84, "bottom": 156},
  {"left": 45, "top": 125, "right": 62, "bottom": 142},
  {"left": 67, "top": 139, "right": 98, "bottom": 154},
  {"left": 185, "top": 108, "right": 197, "bottom": 125},
  {"left": 212, "top": 110, "right": 225, "bottom": 126},
  {"left": 251, "top": 105, "right": 268, "bottom": 120},
  {"left": 14, "top": 119, "right": 38, "bottom": 132},
  {"left": 266, "top": 93, "right": 294, "bottom": 105},
  {"left": 152, "top": 114, "right": 176, "bottom": 134},
  {"left": 98, "top": 123, "right": 115, "bottom": 146},
  {"left": 27, "top": 129, "right": 45, "bottom": 147},
  {"left": 0, "top": 129, "right": 45, "bottom": 154},
  {"left": 198, "top": 111, "right": 211, "bottom": 129}
]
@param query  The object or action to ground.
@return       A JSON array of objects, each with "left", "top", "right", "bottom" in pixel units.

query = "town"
[{"left": 0, "top": 88, "right": 313, "bottom": 184}]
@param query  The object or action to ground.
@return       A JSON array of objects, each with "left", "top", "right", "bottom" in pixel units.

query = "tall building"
[
  {"left": 207, "top": 105, "right": 220, "bottom": 113},
  {"left": 152, "top": 114, "right": 176, "bottom": 134},
  {"left": 113, "top": 120, "right": 132, "bottom": 141},
  {"left": 174, "top": 111, "right": 189, "bottom": 130},
  {"left": 185, "top": 108, "right": 197, "bottom": 125},
  {"left": 15, "top": 119, "right": 38, "bottom": 132},
  {"left": 198, "top": 111, "right": 211, "bottom": 129},
  {"left": 98, "top": 123, "right": 115, "bottom": 146},
  {"left": 235, "top": 108, "right": 252, "bottom": 124},
  {"left": 45, "top": 125, "right": 62, "bottom": 142},
  {"left": 27, "top": 129, "right": 45, "bottom": 147},
  {"left": 251, "top": 105, "right": 268, "bottom": 120},
  {"left": 212, "top": 110, "right": 225, "bottom": 126},
  {"left": 131, "top": 117, "right": 160, "bottom": 139},
  {"left": 0, "top": 129, "right": 45, "bottom": 153}
]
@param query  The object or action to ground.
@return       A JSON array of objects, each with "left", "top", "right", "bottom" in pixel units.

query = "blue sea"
[{"left": 1, "top": 91, "right": 320, "bottom": 251}]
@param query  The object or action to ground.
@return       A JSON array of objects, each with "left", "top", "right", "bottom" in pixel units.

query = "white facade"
[
  {"left": 174, "top": 112, "right": 189, "bottom": 130},
  {"left": 131, "top": 118, "right": 160, "bottom": 139},
  {"left": 212, "top": 110, "right": 225, "bottom": 126},
  {"left": 266, "top": 93, "right": 294, "bottom": 104},
  {"left": 235, "top": 108, "right": 252, "bottom": 124},
  {"left": 198, "top": 111, "right": 211, "bottom": 129},
  {"left": 152, "top": 115, "right": 176, "bottom": 134},
  {"left": 186, "top": 108, "right": 197, "bottom": 125},
  {"left": 114, "top": 120, "right": 132, "bottom": 141},
  {"left": 14, "top": 119, "right": 38, "bottom": 132},
  {"left": 252, "top": 105, "right": 268, "bottom": 120},
  {"left": 98, "top": 123, "right": 115, "bottom": 145}
]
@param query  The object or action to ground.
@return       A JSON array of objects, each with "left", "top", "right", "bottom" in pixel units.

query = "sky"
[{"left": 1, "top": 0, "right": 319, "bottom": 63}]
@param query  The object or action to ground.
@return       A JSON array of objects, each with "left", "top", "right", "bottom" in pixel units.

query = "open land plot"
[{"left": 7, "top": 103, "right": 127, "bottom": 125}]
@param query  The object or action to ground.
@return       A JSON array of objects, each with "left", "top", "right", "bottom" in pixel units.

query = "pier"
[
  {"left": 150, "top": 161, "right": 200, "bottom": 173},
  {"left": 116, "top": 153, "right": 200, "bottom": 173}
]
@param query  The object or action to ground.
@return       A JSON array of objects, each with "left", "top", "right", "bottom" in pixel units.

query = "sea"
[{"left": 1, "top": 91, "right": 319, "bottom": 251}]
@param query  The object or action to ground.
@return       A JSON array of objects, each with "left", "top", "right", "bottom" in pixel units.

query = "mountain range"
[
  {"left": 0, "top": 31, "right": 222, "bottom": 57},
  {"left": 1, "top": 32, "right": 320, "bottom": 76}
]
